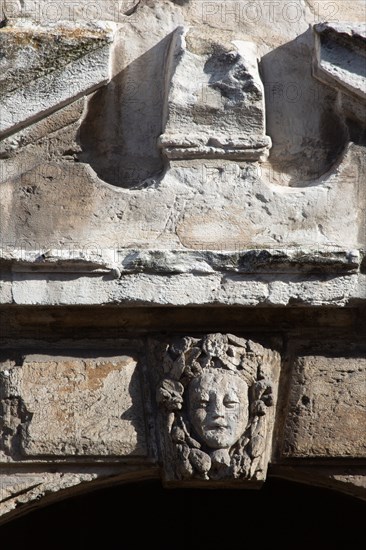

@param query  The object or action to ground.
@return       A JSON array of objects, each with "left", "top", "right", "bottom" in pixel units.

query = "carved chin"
[{"left": 203, "top": 429, "right": 236, "bottom": 449}]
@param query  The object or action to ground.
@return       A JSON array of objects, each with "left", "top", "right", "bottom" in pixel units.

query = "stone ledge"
[
  {"left": 0, "top": 247, "right": 362, "bottom": 274},
  {"left": 0, "top": 248, "right": 364, "bottom": 306},
  {"left": 313, "top": 22, "right": 366, "bottom": 100},
  {"left": 0, "top": 18, "right": 116, "bottom": 137},
  {"left": 0, "top": 271, "right": 364, "bottom": 307}
]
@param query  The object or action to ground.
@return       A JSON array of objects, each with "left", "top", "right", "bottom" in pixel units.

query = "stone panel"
[
  {"left": 0, "top": 354, "right": 147, "bottom": 458},
  {"left": 282, "top": 355, "right": 366, "bottom": 457}
]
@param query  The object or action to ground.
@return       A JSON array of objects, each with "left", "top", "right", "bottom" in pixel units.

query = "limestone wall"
[{"left": 0, "top": 0, "right": 365, "bottom": 522}]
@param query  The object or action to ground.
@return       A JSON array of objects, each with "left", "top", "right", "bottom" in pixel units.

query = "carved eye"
[
  {"left": 224, "top": 398, "right": 238, "bottom": 409},
  {"left": 199, "top": 399, "right": 209, "bottom": 408}
]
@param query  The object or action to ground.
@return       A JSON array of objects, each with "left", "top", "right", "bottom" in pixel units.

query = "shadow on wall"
[
  {"left": 78, "top": 26, "right": 357, "bottom": 189},
  {"left": 260, "top": 27, "right": 349, "bottom": 186},
  {"left": 77, "top": 33, "right": 174, "bottom": 189},
  {"left": 0, "top": 478, "right": 365, "bottom": 549}
]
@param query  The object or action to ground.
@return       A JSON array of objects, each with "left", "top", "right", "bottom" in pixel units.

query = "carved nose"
[{"left": 212, "top": 401, "right": 225, "bottom": 418}]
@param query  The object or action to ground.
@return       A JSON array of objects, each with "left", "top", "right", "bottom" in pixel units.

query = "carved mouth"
[{"left": 208, "top": 424, "right": 228, "bottom": 431}]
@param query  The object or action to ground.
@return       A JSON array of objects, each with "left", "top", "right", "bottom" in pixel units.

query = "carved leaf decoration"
[
  {"left": 189, "top": 449, "right": 211, "bottom": 479},
  {"left": 162, "top": 352, "right": 174, "bottom": 374},
  {"left": 170, "top": 337, "right": 193, "bottom": 357},
  {"left": 211, "top": 448, "right": 231, "bottom": 467},
  {"left": 156, "top": 379, "right": 184, "bottom": 411},
  {"left": 185, "top": 435, "right": 201, "bottom": 449},
  {"left": 249, "top": 433, "right": 264, "bottom": 458},
  {"left": 251, "top": 380, "right": 273, "bottom": 414},
  {"left": 246, "top": 340, "right": 265, "bottom": 357},
  {"left": 170, "top": 354, "right": 185, "bottom": 380},
  {"left": 226, "top": 346, "right": 242, "bottom": 365},
  {"left": 176, "top": 444, "right": 194, "bottom": 479},
  {"left": 171, "top": 426, "right": 185, "bottom": 443},
  {"left": 182, "top": 351, "right": 202, "bottom": 383},
  {"left": 184, "top": 346, "right": 201, "bottom": 364},
  {"left": 217, "top": 356, "right": 237, "bottom": 371},
  {"left": 227, "top": 334, "right": 247, "bottom": 348},
  {"left": 253, "top": 400, "right": 267, "bottom": 416},
  {"left": 232, "top": 451, "right": 251, "bottom": 478},
  {"left": 210, "top": 449, "right": 232, "bottom": 479},
  {"left": 262, "top": 393, "right": 273, "bottom": 407},
  {"left": 201, "top": 333, "right": 228, "bottom": 357},
  {"left": 157, "top": 334, "right": 278, "bottom": 482},
  {"left": 254, "top": 380, "right": 269, "bottom": 398},
  {"left": 191, "top": 361, "right": 203, "bottom": 376}
]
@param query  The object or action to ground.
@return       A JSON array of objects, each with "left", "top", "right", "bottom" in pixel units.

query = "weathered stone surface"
[
  {"left": 1, "top": 247, "right": 361, "bottom": 274},
  {"left": 0, "top": 243, "right": 364, "bottom": 306},
  {"left": 0, "top": 470, "right": 103, "bottom": 523},
  {"left": 2, "top": 270, "right": 364, "bottom": 307},
  {"left": 151, "top": 334, "right": 281, "bottom": 485},
  {"left": 273, "top": 466, "right": 366, "bottom": 501},
  {"left": 305, "top": 0, "right": 366, "bottom": 24},
  {"left": 0, "top": 262, "right": 364, "bottom": 307},
  {"left": 159, "top": 27, "right": 271, "bottom": 160},
  {"left": 0, "top": 98, "right": 85, "bottom": 161},
  {"left": 0, "top": 8, "right": 364, "bottom": 259},
  {"left": 0, "top": 98, "right": 86, "bottom": 189},
  {"left": 0, "top": 474, "right": 44, "bottom": 502},
  {"left": 0, "top": 0, "right": 365, "bottom": 524},
  {"left": 0, "top": 19, "right": 115, "bottom": 137},
  {"left": 313, "top": 22, "right": 366, "bottom": 100},
  {"left": 0, "top": 354, "right": 147, "bottom": 458},
  {"left": 282, "top": 355, "right": 366, "bottom": 457},
  {"left": 1, "top": 142, "right": 364, "bottom": 269},
  {"left": 312, "top": 22, "right": 366, "bottom": 124},
  {"left": 1, "top": 0, "right": 141, "bottom": 21}
]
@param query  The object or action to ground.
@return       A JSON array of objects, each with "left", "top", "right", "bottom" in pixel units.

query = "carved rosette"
[{"left": 154, "top": 334, "right": 280, "bottom": 485}]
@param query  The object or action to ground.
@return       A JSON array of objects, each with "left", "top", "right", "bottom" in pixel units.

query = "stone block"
[
  {"left": 0, "top": 19, "right": 116, "bottom": 137},
  {"left": 312, "top": 21, "right": 366, "bottom": 123},
  {"left": 0, "top": 354, "right": 147, "bottom": 458},
  {"left": 282, "top": 355, "right": 366, "bottom": 457},
  {"left": 159, "top": 27, "right": 271, "bottom": 161}
]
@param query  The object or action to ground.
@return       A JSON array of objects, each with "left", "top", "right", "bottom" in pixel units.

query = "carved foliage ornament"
[{"left": 156, "top": 334, "right": 280, "bottom": 484}]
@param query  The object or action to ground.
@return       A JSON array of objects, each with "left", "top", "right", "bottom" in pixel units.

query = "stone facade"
[{"left": 0, "top": 0, "right": 365, "bottom": 523}]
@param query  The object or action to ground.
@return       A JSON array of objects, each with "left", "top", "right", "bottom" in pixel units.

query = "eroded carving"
[
  {"left": 155, "top": 334, "right": 280, "bottom": 484},
  {"left": 159, "top": 27, "right": 271, "bottom": 161}
]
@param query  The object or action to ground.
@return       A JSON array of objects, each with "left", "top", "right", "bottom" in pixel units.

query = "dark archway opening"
[{"left": 1, "top": 478, "right": 365, "bottom": 549}]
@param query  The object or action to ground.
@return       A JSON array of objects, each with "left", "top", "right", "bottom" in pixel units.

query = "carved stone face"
[{"left": 188, "top": 369, "right": 249, "bottom": 449}]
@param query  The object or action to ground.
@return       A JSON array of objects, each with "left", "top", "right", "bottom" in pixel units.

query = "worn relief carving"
[
  {"left": 159, "top": 27, "right": 271, "bottom": 161},
  {"left": 155, "top": 334, "right": 280, "bottom": 484}
]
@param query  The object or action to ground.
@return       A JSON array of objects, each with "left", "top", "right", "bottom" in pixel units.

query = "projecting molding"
[{"left": 0, "top": 19, "right": 116, "bottom": 137}]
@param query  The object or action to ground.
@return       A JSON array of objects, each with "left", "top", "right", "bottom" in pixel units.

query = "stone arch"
[{"left": 0, "top": 477, "right": 365, "bottom": 549}]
